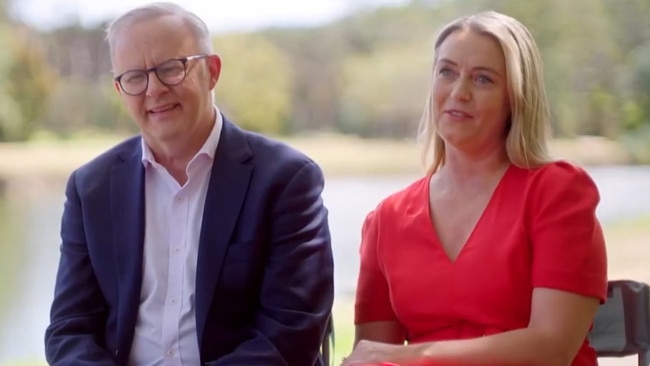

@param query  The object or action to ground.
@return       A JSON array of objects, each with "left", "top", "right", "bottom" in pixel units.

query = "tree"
[
  {"left": 340, "top": 43, "right": 430, "bottom": 137},
  {"left": 213, "top": 32, "right": 293, "bottom": 135},
  {"left": 0, "top": 24, "right": 56, "bottom": 141}
]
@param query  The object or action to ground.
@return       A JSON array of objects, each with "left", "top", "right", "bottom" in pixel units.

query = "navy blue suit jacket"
[{"left": 45, "top": 118, "right": 334, "bottom": 365}]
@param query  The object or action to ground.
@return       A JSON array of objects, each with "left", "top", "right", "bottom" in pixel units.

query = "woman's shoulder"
[
  {"left": 524, "top": 160, "right": 597, "bottom": 188},
  {"left": 373, "top": 175, "right": 430, "bottom": 218},
  {"left": 515, "top": 160, "right": 600, "bottom": 205},
  {"left": 531, "top": 159, "right": 589, "bottom": 176}
]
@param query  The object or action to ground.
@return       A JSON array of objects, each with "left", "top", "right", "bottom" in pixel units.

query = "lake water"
[{"left": 1, "top": 166, "right": 649, "bottom": 364}]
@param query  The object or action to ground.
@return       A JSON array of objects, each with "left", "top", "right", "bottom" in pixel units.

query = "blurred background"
[{"left": 0, "top": 0, "right": 649, "bottom": 365}]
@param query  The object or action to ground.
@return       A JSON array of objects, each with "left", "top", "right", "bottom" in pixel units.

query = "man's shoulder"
[
  {"left": 243, "top": 130, "right": 305, "bottom": 158},
  {"left": 241, "top": 130, "right": 320, "bottom": 174},
  {"left": 73, "top": 135, "right": 140, "bottom": 179}
]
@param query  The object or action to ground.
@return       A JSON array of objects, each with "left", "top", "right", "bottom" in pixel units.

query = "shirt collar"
[{"left": 141, "top": 105, "right": 223, "bottom": 167}]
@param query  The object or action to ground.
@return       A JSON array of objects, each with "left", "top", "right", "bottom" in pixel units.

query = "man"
[{"left": 44, "top": 2, "right": 334, "bottom": 365}]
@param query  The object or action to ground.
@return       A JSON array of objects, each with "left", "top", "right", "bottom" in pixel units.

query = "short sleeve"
[
  {"left": 530, "top": 162, "right": 608, "bottom": 302},
  {"left": 354, "top": 209, "right": 398, "bottom": 324}
]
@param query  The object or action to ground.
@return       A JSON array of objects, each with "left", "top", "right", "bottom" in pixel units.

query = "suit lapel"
[
  {"left": 110, "top": 140, "right": 145, "bottom": 352},
  {"left": 195, "top": 118, "right": 253, "bottom": 342}
]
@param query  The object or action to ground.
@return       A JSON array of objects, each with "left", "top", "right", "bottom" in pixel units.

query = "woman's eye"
[
  {"left": 476, "top": 75, "right": 493, "bottom": 84},
  {"left": 439, "top": 68, "right": 454, "bottom": 77}
]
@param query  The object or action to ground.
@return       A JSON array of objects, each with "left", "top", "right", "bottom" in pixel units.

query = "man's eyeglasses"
[{"left": 114, "top": 54, "right": 209, "bottom": 96}]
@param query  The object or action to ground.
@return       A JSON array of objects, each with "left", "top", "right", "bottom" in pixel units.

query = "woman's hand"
[{"left": 341, "top": 340, "right": 422, "bottom": 366}]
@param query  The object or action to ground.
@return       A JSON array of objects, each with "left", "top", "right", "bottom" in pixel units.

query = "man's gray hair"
[{"left": 105, "top": 2, "right": 213, "bottom": 59}]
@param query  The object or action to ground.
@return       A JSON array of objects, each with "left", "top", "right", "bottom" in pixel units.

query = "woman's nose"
[{"left": 450, "top": 78, "right": 471, "bottom": 101}]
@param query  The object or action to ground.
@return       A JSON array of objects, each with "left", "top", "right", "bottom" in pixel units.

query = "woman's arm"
[
  {"left": 423, "top": 287, "right": 599, "bottom": 366},
  {"left": 345, "top": 287, "right": 599, "bottom": 366},
  {"left": 355, "top": 321, "right": 407, "bottom": 346},
  {"left": 353, "top": 208, "right": 408, "bottom": 346}
]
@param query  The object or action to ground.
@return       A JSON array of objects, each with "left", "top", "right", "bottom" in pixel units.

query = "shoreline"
[{"left": 0, "top": 134, "right": 636, "bottom": 199}]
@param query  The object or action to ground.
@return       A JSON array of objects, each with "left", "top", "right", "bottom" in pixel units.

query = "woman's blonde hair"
[{"left": 418, "top": 11, "right": 552, "bottom": 174}]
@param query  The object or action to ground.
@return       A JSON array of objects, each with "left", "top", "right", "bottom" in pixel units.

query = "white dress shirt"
[{"left": 129, "top": 110, "right": 223, "bottom": 366}]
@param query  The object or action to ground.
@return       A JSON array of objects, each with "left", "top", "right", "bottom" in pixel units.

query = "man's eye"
[{"left": 124, "top": 73, "right": 146, "bottom": 84}]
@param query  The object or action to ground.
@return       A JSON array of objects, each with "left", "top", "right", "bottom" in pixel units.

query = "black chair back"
[{"left": 589, "top": 280, "right": 650, "bottom": 366}]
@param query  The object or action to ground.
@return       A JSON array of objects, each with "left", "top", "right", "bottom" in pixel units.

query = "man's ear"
[
  {"left": 114, "top": 81, "right": 122, "bottom": 94},
  {"left": 207, "top": 54, "right": 222, "bottom": 89}
]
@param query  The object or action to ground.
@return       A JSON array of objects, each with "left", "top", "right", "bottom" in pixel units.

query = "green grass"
[
  {"left": 0, "top": 360, "right": 46, "bottom": 366},
  {"left": 603, "top": 215, "right": 650, "bottom": 284},
  {"left": 331, "top": 299, "right": 356, "bottom": 364},
  {"left": 0, "top": 201, "right": 26, "bottom": 330}
]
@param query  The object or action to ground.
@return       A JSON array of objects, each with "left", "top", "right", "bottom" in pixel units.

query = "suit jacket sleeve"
[
  {"left": 210, "top": 160, "right": 334, "bottom": 366},
  {"left": 44, "top": 171, "right": 117, "bottom": 365}
]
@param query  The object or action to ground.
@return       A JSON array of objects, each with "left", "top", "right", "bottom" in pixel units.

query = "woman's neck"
[{"left": 434, "top": 146, "right": 510, "bottom": 193}]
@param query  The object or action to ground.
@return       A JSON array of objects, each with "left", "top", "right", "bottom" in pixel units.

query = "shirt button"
[
  {"left": 166, "top": 349, "right": 174, "bottom": 357},
  {"left": 171, "top": 299, "right": 177, "bottom": 304}
]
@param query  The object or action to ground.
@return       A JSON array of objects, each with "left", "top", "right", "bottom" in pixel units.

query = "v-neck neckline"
[{"left": 424, "top": 164, "right": 514, "bottom": 264}]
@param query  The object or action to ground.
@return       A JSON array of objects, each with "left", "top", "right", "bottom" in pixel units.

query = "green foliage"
[
  {"left": 585, "top": 87, "right": 619, "bottom": 138},
  {"left": 626, "top": 42, "right": 650, "bottom": 127},
  {"left": 622, "top": 124, "right": 650, "bottom": 164},
  {"left": 0, "top": 0, "right": 647, "bottom": 151},
  {"left": 214, "top": 33, "right": 293, "bottom": 135},
  {"left": 41, "top": 76, "right": 134, "bottom": 138},
  {"left": 340, "top": 43, "right": 430, "bottom": 137},
  {"left": 622, "top": 101, "right": 646, "bottom": 131},
  {"left": 619, "top": 41, "right": 650, "bottom": 163},
  {"left": 0, "top": 24, "right": 56, "bottom": 141},
  {"left": 0, "top": 27, "right": 25, "bottom": 141},
  {"left": 263, "top": 26, "right": 348, "bottom": 134},
  {"left": 334, "top": 4, "right": 448, "bottom": 137}
]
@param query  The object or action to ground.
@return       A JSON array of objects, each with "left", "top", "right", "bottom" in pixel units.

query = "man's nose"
[{"left": 145, "top": 72, "right": 170, "bottom": 97}]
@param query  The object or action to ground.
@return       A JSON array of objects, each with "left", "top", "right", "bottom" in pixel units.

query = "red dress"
[{"left": 354, "top": 161, "right": 608, "bottom": 366}]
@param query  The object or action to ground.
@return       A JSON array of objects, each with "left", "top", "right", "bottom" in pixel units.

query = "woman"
[{"left": 344, "top": 11, "right": 607, "bottom": 366}]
